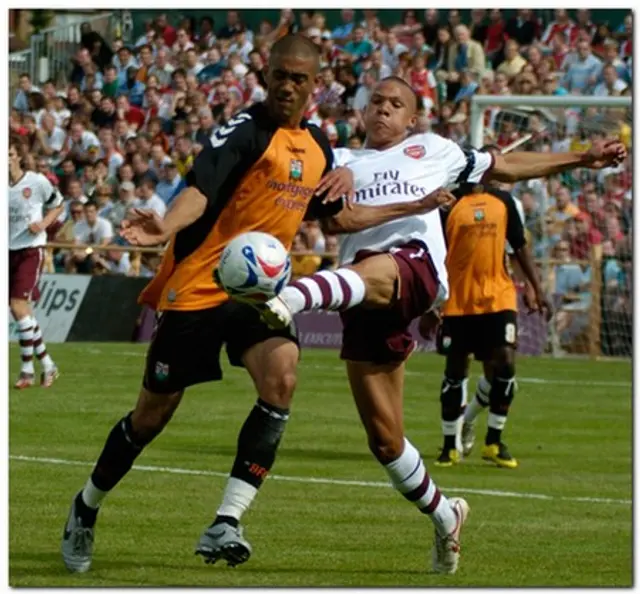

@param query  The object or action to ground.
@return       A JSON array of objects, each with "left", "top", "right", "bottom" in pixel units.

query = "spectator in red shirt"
[
  {"left": 115, "top": 95, "right": 145, "bottom": 131},
  {"left": 484, "top": 9, "right": 506, "bottom": 67},
  {"left": 155, "top": 13, "right": 177, "bottom": 48},
  {"left": 541, "top": 9, "right": 575, "bottom": 46},
  {"left": 566, "top": 212, "right": 603, "bottom": 259},
  {"left": 570, "top": 10, "right": 596, "bottom": 47},
  {"left": 549, "top": 31, "right": 570, "bottom": 69}
]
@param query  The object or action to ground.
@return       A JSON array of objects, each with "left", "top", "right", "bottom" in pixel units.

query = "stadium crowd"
[{"left": 10, "top": 8, "right": 633, "bottom": 354}]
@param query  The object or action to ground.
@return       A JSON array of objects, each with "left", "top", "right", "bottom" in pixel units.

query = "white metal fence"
[{"left": 9, "top": 12, "right": 118, "bottom": 100}]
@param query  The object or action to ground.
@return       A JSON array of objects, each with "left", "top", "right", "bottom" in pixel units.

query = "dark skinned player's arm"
[
  {"left": 321, "top": 200, "right": 427, "bottom": 234},
  {"left": 488, "top": 142, "right": 626, "bottom": 183},
  {"left": 501, "top": 190, "right": 545, "bottom": 297},
  {"left": 163, "top": 113, "right": 257, "bottom": 237}
]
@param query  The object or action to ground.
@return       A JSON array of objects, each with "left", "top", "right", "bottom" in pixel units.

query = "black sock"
[
  {"left": 228, "top": 399, "right": 290, "bottom": 490},
  {"left": 485, "top": 427, "right": 502, "bottom": 445},
  {"left": 440, "top": 376, "right": 464, "bottom": 451},
  {"left": 213, "top": 515, "right": 239, "bottom": 529},
  {"left": 90, "top": 412, "right": 150, "bottom": 493},
  {"left": 74, "top": 491, "right": 98, "bottom": 526},
  {"left": 443, "top": 435, "right": 457, "bottom": 451}
]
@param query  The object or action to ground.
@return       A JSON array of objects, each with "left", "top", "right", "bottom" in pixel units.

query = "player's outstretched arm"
[
  {"left": 489, "top": 139, "right": 627, "bottom": 183},
  {"left": 321, "top": 188, "right": 455, "bottom": 234}
]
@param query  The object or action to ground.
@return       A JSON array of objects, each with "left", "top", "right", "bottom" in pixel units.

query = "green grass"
[{"left": 9, "top": 344, "right": 632, "bottom": 586}]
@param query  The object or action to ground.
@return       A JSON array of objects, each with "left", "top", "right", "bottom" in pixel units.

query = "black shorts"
[
  {"left": 436, "top": 310, "right": 518, "bottom": 362},
  {"left": 143, "top": 300, "right": 299, "bottom": 394}
]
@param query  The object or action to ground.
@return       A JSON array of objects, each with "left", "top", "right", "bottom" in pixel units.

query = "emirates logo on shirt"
[
  {"left": 403, "top": 145, "right": 426, "bottom": 160},
  {"left": 22, "top": 188, "right": 32, "bottom": 199}
]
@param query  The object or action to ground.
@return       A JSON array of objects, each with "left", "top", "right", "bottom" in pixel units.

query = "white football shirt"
[
  {"left": 506, "top": 195, "right": 526, "bottom": 255},
  {"left": 334, "top": 133, "right": 494, "bottom": 299},
  {"left": 9, "top": 171, "right": 63, "bottom": 250},
  {"left": 73, "top": 217, "right": 114, "bottom": 244}
]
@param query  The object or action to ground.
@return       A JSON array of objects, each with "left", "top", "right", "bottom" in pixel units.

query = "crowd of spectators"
[{"left": 10, "top": 8, "right": 633, "bottom": 354}]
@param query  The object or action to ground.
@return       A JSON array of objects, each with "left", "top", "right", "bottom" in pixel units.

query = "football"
[{"left": 215, "top": 231, "right": 292, "bottom": 304}]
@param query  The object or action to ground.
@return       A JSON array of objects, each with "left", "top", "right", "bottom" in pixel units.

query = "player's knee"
[
  {"left": 259, "top": 370, "right": 297, "bottom": 409},
  {"left": 130, "top": 388, "right": 182, "bottom": 443},
  {"left": 350, "top": 256, "right": 395, "bottom": 307},
  {"left": 9, "top": 298, "right": 30, "bottom": 320}
]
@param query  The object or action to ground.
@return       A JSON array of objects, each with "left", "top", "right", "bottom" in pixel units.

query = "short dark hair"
[
  {"left": 380, "top": 76, "right": 421, "bottom": 112},
  {"left": 270, "top": 34, "right": 320, "bottom": 71},
  {"left": 84, "top": 200, "right": 98, "bottom": 210}
]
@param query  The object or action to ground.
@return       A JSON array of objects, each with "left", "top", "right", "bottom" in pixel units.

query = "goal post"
[{"left": 469, "top": 94, "right": 632, "bottom": 359}]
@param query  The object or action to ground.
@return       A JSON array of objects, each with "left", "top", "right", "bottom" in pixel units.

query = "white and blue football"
[{"left": 215, "top": 231, "right": 292, "bottom": 304}]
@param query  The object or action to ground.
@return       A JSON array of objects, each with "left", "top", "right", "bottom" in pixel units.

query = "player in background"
[
  {"left": 431, "top": 175, "right": 551, "bottom": 470},
  {"left": 9, "top": 139, "right": 63, "bottom": 389},
  {"left": 59, "top": 37, "right": 448, "bottom": 574},
  {"left": 261, "top": 77, "right": 626, "bottom": 573}
]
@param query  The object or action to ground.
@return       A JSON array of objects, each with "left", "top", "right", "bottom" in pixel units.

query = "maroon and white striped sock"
[
  {"left": 278, "top": 268, "right": 366, "bottom": 315},
  {"left": 384, "top": 438, "right": 457, "bottom": 537},
  {"left": 16, "top": 316, "right": 35, "bottom": 375},
  {"left": 32, "top": 323, "right": 55, "bottom": 371}
]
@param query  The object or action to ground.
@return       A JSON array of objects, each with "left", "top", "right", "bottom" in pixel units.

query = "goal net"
[{"left": 470, "top": 94, "right": 632, "bottom": 358}]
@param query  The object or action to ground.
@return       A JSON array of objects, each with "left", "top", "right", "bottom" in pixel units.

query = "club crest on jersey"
[
  {"left": 289, "top": 159, "right": 303, "bottom": 182},
  {"left": 474, "top": 209, "right": 485, "bottom": 222},
  {"left": 403, "top": 145, "right": 426, "bottom": 160},
  {"left": 22, "top": 188, "right": 32, "bottom": 199}
]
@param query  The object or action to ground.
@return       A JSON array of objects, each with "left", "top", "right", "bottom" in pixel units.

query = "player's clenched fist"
[
  {"left": 582, "top": 139, "right": 627, "bottom": 169},
  {"left": 417, "top": 188, "right": 457, "bottom": 213}
]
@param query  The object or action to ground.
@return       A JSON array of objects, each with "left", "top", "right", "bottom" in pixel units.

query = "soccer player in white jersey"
[
  {"left": 9, "top": 139, "right": 64, "bottom": 388},
  {"left": 262, "top": 77, "right": 627, "bottom": 574}
]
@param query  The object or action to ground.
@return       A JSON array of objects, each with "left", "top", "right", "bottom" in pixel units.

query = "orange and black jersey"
[
  {"left": 440, "top": 183, "right": 526, "bottom": 317},
  {"left": 140, "top": 102, "right": 341, "bottom": 312}
]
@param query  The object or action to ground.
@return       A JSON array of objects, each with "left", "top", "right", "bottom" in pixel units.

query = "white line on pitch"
[{"left": 10, "top": 454, "right": 631, "bottom": 506}]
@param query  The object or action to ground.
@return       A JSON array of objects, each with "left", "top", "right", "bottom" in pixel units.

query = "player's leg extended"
[
  {"left": 196, "top": 337, "right": 298, "bottom": 567},
  {"left": 461, "top": 361, "right": 493, "bottom": 457},
  {"left": 435, "top": 354, "right": 469, "bottom": 467},
  {"left": 61, "top": 386, "right": 184, "bottom": 572},
  {"left": 481, "top": 346, "right": 518, "bottom": 469},
  {"left": 346, "top": 360, "right": 469, "bottom": 575},
  {"left": 262, "top": 252, "right": 398, "bottom": 328}
]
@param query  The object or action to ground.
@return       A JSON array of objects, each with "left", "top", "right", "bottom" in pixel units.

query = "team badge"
[
  {"left": 22, "top": 188, "right": 32, "bottom": 199},
  {"left": 154, "top": 361, "right": 169, "bottom": 381},
  {"left": 289, "top": 159, "right": 303, "bottom": 181},
  {"left": 403, "top": 145, "right": 426, "bottom": 160},
  {"left": 474, "top": 209, "right": 485, "bottom": 222}
]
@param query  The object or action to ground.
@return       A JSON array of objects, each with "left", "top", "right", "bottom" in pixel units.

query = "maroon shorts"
[
  {"left": 340, "top": 240, "right": 440, "bottom": 364},
  {"left": 9, "top": 247, "right": 44, "bottom": 302}
]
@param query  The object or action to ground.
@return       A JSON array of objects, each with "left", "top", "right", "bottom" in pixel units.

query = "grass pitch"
[{"left": 9, "top": 344, "right": 632, "bottom": 586}]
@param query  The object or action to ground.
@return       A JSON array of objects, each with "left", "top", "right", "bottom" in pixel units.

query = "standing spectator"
[
  {"left": 505, "top": 9, "right": 538, "bottom": 50},
  {"left": 132, "top": 177, "right": 167, "bottom": 218},
  {"left": 541, "top": 9, "right": 575, "bottom": 46},
  {"left": 562, "top": 40, "right": 602, "bottom": 93},
  {"left": 469, "top": 9, "right": 488, "bottom": 45},
  {"left": 422, "top": 9, "right": 440, "bottom": 47},
  {"left": 484, "top": 9, "right": 506, "bottom": 67}
]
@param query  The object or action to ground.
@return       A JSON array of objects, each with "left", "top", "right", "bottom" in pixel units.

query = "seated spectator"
[
  {"left": 156, "top": 162, "right": 182, "bottom": 205},
  {"left": 290, "top": 233, "right": 321, "bottom": 279},
  {"left": 505, "top": 9, "right": 539, "bottom": 51},
  {"left": 438, "top": 25, "right": 485, "bottom": 89},
  {"left": 593, "top": 64, "right": 628, "bottom": 97},
  {"left": 94, "top": 249, "right": 132, "bottom": 276},
  {"left": 409, "top": 53, "right": 438, "bottom": 112},
  {"left": 316, "top": 66, "right": 345, "bottom": 108},
  {"left": 94, "top": 183, "right": 114, "bottom": 219},
  {"left": 381, "top": 31, "right": 409, "bottom": 71},
  {"left": 133, "top": 177, "right": 167, "bottom": 218},
  {"left": 562, "top": 40, "right": 602, "bottom": 93},
  {"left": 108, "top": 181, "right": 136, "bottom": 230},
  {"left": 546, "top": 184, "right": 580, "bottom": 244},
  {"left": 453, "top": 69, "right": 479, "bottom": 103},
  {"left": 67, "top": 201, "right": 114, "bottom": 273},
  {"left": 497, "top": 39, "right": 528, "bottom": 80}
]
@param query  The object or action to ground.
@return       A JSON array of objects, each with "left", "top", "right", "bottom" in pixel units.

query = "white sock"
[
  {"left": 383, "top": 438, "right": 456, "bottom": 536},
  {"left": 456, "top": 379, "right": 469, "bottom": 451},
  {"left": 16, "top": 316, "right": 35, "bottom": 375},
  {"left": 279, "top": 268, "right": 366, "bottom": 314},
  {"left": 464, "top": 376, "right": 491, "bottom": 424},
  {"left": 216, "top": 477, "right": 259, "bottom": 521},
  {"left": 81, "top": 478, "right": 107, "bottom": 509},
  {"left": 32, "top": 322, "right": 55, "bottom": 371}
]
